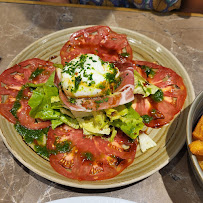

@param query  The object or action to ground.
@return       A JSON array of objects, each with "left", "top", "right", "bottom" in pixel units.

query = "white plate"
[{"left": 48, "top": 196, "right": 135, "bottom": 203}]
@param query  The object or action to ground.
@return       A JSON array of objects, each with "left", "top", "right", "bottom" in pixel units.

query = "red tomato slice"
[
  {"left": 47, "top": 125, "right": 137, "bottom": 181},
  {"left": 132, "top": 61, "right": 187, "bottom": 128},
  {"left": 60, "top": 25, "right": 133, "bottom": 65},
  {"left": 0, "top": 103, "right": 16, "bottom": 123},
  {"left": 18, "top": 58, "right": 55, "bottom": 84},
  {"left": 17, "top": 100, "right": 50, "bottom": 130},
  {"left": 0, "top": 58, "right": 55, "bottom": 128}
]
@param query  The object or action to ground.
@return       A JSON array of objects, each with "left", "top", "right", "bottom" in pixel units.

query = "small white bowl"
[{"left": 186, "top": 91, "right": 203, "bottom": 188}]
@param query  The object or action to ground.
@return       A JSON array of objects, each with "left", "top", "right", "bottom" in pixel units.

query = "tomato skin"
[
  {"left": 47, "top": 125, "right": 137, "bottom": 181},
  {"left": 132, "top": 61, "right": 187, "bottom": 128},
  {"left": 0, "top": 58, "right": 55, "bottom": 129},
  {"left": 60, "top": 25, "right": 133, "bottom": 65},
  {"left": 0, "top": 104, "right": 16, "bottom": 124},
  {"left": 17, "top": 100, "right": 51, "bottom": 130}
]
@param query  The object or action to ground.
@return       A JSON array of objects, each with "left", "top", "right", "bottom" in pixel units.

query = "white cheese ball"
[{"left": 60, "top": 54, "right": 119, "bottom": 98}]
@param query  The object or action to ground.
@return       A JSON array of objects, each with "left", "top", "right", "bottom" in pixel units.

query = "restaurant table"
[{"left": 0, "top": 1, "right": 203, "bottom": 203}]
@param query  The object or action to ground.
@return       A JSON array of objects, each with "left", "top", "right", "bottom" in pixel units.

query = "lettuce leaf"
[
  {"left": 109, "top": 127, "right": 117, "bottom": 142},
  {"left": 35, "top": 107, "right": 61, "bottom": 120},
  {"left": 105, "top": 105, "right": 128, "bottom": 121},
  {"left": 51, "top": 119, "right": 63, "bottom": 129},
  {"left": 106, "top": 105, "right": 144, "bottom": 139},
  {"left": 139, "top": 132, "right": 157, "bottom": 152},
  {"left": 28, "top": 72, "right": 79, "bottom": 129},
  {"left": 60, "top": 114, "right": 79, "bottom": 129},
  {"left": 77, "top": 111, "right": 110, "bottom": 136},
  {"left": 134, "top": 70, "right": 159, "bottom": 97},
  {"left": 28, "top": 87, "right": 44, "bottom": 117}
]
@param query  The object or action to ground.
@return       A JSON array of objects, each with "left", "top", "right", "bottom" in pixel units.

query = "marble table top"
[{"left": 0, "top": 2, "right": 202, "bottom": 203}]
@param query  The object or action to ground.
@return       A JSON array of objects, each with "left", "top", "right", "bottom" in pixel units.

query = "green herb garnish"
[
  {"left": 151, "top": 89, "right": 163, "bottom": 102},
  {"left": 121, "top": 52, "right": 130, "bottom": 57},
  {"left": 74, "top": 75, "right": 82, "bottom": 92},
  {"left": 141, "top": 65, "right": 155, "bottom": 78},
  {"left": 141, "top": 115, "right": 153, "bottom": 124},
  {"left": 10, "top": 86, "right": 26, "bottom": 118},
  {"left": 29, "top": 68, "right": 45, "bottom": 80}
]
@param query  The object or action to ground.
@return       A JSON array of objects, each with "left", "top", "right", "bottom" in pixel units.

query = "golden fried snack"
[
  {"left": 196, "top": 155, "right": 203, "bottom": 170},
  {"left": 189, "top": 140, "right": 203, "bottom": 156},
  {"left": 192, "top": 115, "right": 203, "bottom": 141}
]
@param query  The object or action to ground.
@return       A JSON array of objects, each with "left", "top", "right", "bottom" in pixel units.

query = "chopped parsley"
[
  {"left": 29, "top": 68, "right": 45, "bottom": 80},
  {"left": 105, "top": 63, "right": 118, "bottom": 84},
  {"left": 82, "top": 152, "right": 94, "bottom": 161},
  {"left": 69, "top": 97, "right": 76, "bottom": 104},
  {"left": 10, "top": 85, "right": 26, "bottom": 118},
  {"left": 121, "top": 52, "right": 130, "bottom": 57},
  {"left": 88, "top": 81, "right": 95, "bottom": 86},
  {"left": 14, "top": 123, "right": 49, "bottom": 144},
  {"left": 73, "top": 75, "right": 82, "bottom": 92},
  {"left": 98, "top": 84, "right": 105, "bottom": 89},
  {"left": 55, "top": 140, "right": 72, "bottom": 153},
  {"left": 151, "top": 89, "right": 163, "bottom": 102},
  {"left": 105, "top": 89, "right": 111, "bottom": 95},
  {"left": 88, "top": 73, "right": 93, "bottom": 80},
  {"left": 141, "top": 115, "right": 153, "bottom": 124},
  {"left": 140, "top": 65, "right": 155, "bottom": 78},
  {"left": 94, "top": 97, "right": 109, "bottom": 104},
  {"left": 101, "top": 59, "right": 106, "bottom": 65}
]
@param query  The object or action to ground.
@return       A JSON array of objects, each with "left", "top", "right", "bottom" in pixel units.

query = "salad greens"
[
  {"left": 134, "top": 70, "right": 159, "bottom": 97},
  {"left": 77, "top": 111, "right": 111, "bottom": 136},
  {"left": 106, "top": 105, "right": 144, "bottom": 139},
  {"left": 25, "top": 70, "right": 160, "bottom": 143},
  {"left": 28, "top": 72, "right": 79, "bottom": 129}
]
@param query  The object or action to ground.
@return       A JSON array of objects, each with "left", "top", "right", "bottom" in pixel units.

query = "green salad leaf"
[
  {"left": 51, "top": 119, "right": 63, "bottom": 129},
  {"left": 60, "top": 114, "right": 79, "bottom": 129},
  {"left": 134, "top": 70, "right": 159, "bottom": 97},
  {"left": 26, "top": 71, "right": 144, "bottom": 140},
  {"left": 28, "top": 72, "right": 79, "bottom": 129},
  {"left": 106, "top": 105, "right": 144, "bottom": 139},
  {"left": 77, "top": 111, "right": 110, "bottom": 136}
]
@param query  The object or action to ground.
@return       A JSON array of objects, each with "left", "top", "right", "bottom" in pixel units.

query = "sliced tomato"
[
  {"left": 132, "top": 61, "right": 187, "bottom": 128},
  {"left": 60, "top": 25, "right": 133, "bottom": 65},
  {"left": 17, "top": 100, "right": 50, "bottom": 130},
  {"left": 18, "top": 58, "right": 55, "bottom": 84},
  {"left": 47, "top": 125, "right": 137, "bottom": 181},
  {"left": 0, "top": 103, "right": 16, "bottom": 123},
  {"left": 0, "top": 58, "right": 55, "bottom": 128}
]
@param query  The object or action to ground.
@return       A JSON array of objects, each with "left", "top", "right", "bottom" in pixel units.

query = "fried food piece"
[
  {"left": 196, "top": 155, "right": 203, "bottom": 170},
  {"left": 189, "top": 140, "right": 203, "bottom": 156},
  {"left": 192, "top": 115, "right": 203, "bottom": 141}
]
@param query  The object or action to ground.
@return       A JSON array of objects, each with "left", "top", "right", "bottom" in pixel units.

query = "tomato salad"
[{"left": 0, "top": 26, "right": 187, "bottom": 181}]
